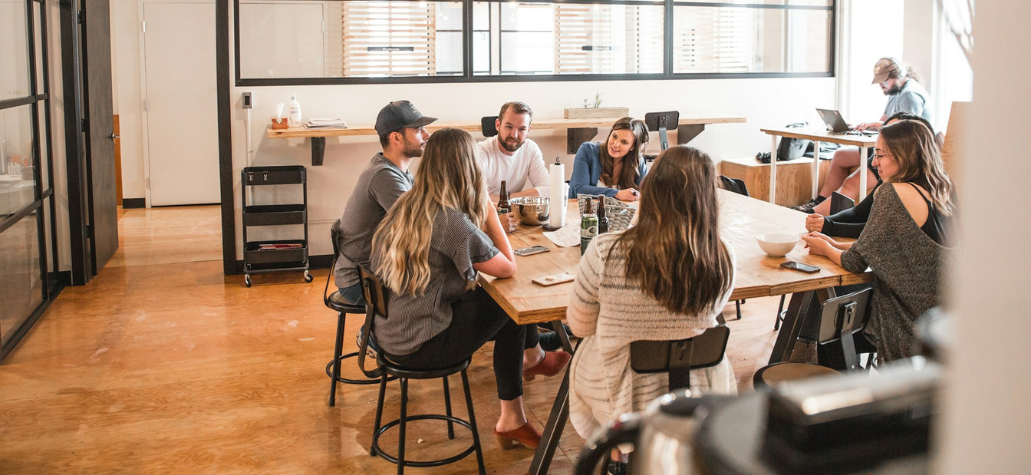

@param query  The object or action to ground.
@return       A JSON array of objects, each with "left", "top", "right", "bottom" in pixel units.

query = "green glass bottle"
[{"left": 581, "top": 197, "right": 598, "bottom": 256}]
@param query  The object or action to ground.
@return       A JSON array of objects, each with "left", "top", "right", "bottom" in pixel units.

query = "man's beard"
[
  {"left": 884, "top": 83, "right": 902, "bottom": 95},
  {"left": 402, "top": 142, "right": 424, "bottom": 158},
  {"left": 500, "top": 136, "right": 524, "bottom": 153}
]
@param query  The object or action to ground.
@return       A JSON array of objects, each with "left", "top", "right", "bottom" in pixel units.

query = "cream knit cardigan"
[{"left": 567, "top": 231, "right": 738, "bottom": 439}]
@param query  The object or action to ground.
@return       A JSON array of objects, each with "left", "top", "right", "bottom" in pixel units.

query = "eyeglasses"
[{"left": 873, "top": 152, "right": 892, "bottom": 161}]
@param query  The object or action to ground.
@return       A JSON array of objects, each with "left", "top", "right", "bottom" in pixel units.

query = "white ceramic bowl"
[{"left": 756, "top": 233, "right": 799, "bottom": 257}]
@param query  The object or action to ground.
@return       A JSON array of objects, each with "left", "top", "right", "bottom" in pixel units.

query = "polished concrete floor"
[{"left": 0, "top": 205, "right": 780, "bottom": 473}]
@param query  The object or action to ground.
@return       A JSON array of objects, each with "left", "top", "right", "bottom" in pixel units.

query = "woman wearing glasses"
[{"left": 803, "top": 119, "right": 956, "bottom": 363}]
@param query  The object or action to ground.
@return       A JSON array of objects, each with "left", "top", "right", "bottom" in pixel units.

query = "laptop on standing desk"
[{"left": 816, "top": 109, "right": 853, "bottom": 133}]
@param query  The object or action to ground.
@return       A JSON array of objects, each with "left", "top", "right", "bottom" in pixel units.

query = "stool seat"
[
  {"left": 379, "top": 354, "right": 471, "bottom": 380},
  {"left": 327, "top": 291, "right": 365, "bottom": 313},
  {"left": 753, "top": 362, "right": 841, "bottom": 390}
]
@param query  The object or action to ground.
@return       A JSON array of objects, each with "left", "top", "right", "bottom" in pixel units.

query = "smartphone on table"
[
  {"left": 514, "top": 245, "right": 550, "bottom": 257},
  {"left": 780, "top": 261, "right": 821, "bottom": 274}
]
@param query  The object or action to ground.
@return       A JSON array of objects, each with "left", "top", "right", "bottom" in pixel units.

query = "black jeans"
[{"left": 387, "top": 288, "right": 538, "bottom": 401}]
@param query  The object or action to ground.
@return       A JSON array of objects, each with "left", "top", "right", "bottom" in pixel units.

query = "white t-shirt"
[{"left": 476, "top": 136, "right": 550, "bottom": 198}]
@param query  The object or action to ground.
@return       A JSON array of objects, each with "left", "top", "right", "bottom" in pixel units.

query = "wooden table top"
[
  {"left": 760, "top": 127, "right": 878, "bottom": 147},
  {"left": 267, "top": 116, "right": 747, "bottom": 139},
  {"left": 478, "top": 190, "right": 872, "bottom": 325}
]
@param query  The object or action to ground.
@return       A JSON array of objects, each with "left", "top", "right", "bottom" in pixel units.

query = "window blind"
[{"left": 342, "top": 1, "right": 437, "bottom": 77}]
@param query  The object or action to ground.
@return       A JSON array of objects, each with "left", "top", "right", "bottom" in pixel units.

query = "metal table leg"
[
  {"left": 768, "top": 288, "right": 835, "bottom": 364},
  {"left": 528, "top": 320, "right": 577, "bottom": 475}
]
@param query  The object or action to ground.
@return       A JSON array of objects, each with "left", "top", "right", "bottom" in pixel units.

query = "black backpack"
[{"left": 757, "top": 123, "right": 812, "bottom": 163}]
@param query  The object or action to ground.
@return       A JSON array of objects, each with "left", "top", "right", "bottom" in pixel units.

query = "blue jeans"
[{"left": 337, "top": 282, "right": 366, "bottom": 306}]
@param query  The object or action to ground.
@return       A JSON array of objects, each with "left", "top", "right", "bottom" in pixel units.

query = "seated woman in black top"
[
  {"left": 371, "top": 128, "right": 570, "bottom": 451},
  {"left": 805, "top": 112, "right": 940, "bottom": 238},
  {"left": 803, "top": 119, "right": 955, "bottom": 363}
]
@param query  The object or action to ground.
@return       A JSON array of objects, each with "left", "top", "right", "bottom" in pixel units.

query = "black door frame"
[{"left": 59, "top": 0, "right": 118, "bottom": 285}]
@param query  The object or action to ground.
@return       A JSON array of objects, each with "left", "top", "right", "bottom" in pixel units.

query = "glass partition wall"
[
  {"left": 0, "top": 0, "right": 61, "bottom": 362},
  {"left": 235, "top": 0, "right": 834, "bottom": 85}
]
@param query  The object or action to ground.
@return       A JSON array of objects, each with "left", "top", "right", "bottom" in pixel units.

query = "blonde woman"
[
  {"left": 371, "top": 128, "right": 569, "bottom": 450},
  {"left": 567, "top": 145, "right": 737, "bottom": 472},
  {"left": 803, "top": 119, "right": 955, "bottom": 363}
]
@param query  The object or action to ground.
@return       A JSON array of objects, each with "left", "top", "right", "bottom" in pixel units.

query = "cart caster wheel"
[
  {"left": 245, "top": 275, "right": 252, "bottom": 287},
  {"left": 304, "top": 271, "right": 313, "bottom": 283}
]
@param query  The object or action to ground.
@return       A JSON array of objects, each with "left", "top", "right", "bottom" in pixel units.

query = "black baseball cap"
[{"left": 374, "top": 100, "right": 437, "bottom": 135}]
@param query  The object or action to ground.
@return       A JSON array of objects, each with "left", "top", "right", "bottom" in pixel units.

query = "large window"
[{"left": 235, "top": 0, "right": 835, "bottom": 85}]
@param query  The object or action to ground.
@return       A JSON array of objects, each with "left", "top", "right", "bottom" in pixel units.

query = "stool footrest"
[
  {"left": 325, "top": 352, "right": 395, "bottom": 385},
  {"left": 372, "top": 414, "right": 477, "bottom": 467}
]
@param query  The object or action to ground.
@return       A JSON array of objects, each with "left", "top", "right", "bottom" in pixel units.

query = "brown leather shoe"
[
  {"left": 523, "top": 350, "right": 571, "bottom": 381},
  {"left": 494, "top": 421, "right": 542, "bottom": 450}
]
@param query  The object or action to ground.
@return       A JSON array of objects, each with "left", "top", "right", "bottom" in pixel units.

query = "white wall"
[
  {"left": 938, "top": 2, "right": 1031, "bottom": 473},
  {"left": 111, "top": 0, "right": 146, "bottom": 200},
  {"left": 841, "top": 0, "right": 905, "bottom": 125},
  {"left": 231, "top": 78, "right": 835, "bottom": 258}
]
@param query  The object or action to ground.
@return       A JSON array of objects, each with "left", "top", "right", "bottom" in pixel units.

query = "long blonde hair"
[
  {"left": 879, "top": 120, "right": 954, "bottom": 217},
  {"left": 372, "top": 128, "right": 489, "bottom": 295},
  {"left": 613, "top": 146, "right": 734, "bottom": 315}
]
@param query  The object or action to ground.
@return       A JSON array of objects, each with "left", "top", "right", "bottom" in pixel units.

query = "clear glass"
[
  {"left": 676, "top": 0, "right": 832, "bottom": 5},
  {"left": 494, "top": 2, "right": 664, "bottom": 76},
  {"left": 37, "top": 101, "right": 49, "bottom": 192},
  {"left": 673, "top": 6, "right": 831, "bottom": 73},
  {"left": 0, "top": 212, "right": 43, "bottom": 348},
  {"left": 0, "top": 106, "right": 37, "bottom": 217},
  {"left": 34, "top": 1, "right": 46, "bottom": 94},
  {"left": 472, "top": 2, "right": 489, "bottom": 74},
  {"left": 0, "top": 0, "right": 31, "bottom": 100},
  {"left": 237, "top": 0, "right": 468, "bottom": 79}
]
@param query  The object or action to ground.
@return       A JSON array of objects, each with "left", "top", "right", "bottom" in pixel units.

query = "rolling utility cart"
[{"left": 241, "top": 165, "right": 313, "bottom": 286}]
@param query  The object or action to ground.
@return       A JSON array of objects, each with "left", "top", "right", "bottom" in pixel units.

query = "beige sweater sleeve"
[{"left": 567, "top": 236, "right": 604, "bottom": 338}]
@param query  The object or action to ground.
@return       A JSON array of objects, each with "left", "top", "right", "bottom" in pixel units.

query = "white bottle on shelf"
[{"left": 288, "top": 94, "right": 302, "bottom": 127}]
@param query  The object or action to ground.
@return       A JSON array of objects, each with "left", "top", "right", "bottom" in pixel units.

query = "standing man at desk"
[
  {"left": 332, "top": 100, "right": 436, "bottom": 305},
  {"left": 793, "top": 57, "right": 933, "bottom": 215},
  {"left": 477, "top": 102, "right": 550, "bottom": 232}
]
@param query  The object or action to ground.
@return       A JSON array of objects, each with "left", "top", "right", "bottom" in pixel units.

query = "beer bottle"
[
  {"left": 581, "top": 197, "right": 598, "bottom": 256},
  {"left": 596, "top": 196, "right": 609, "bottom": 234},
  {"left": 498, "top": 180, "right": 511, "bottom": 215}
]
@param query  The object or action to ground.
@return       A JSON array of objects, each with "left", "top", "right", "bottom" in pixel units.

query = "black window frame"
[
  {"left": 0, "top": 0, "right": 62, "bottom": 362},
  {"left": 233, "top": 0, "right": 835, "bottom": 86}
]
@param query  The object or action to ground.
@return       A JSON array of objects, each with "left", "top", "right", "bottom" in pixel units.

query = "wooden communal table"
[
  {"left": 760, "top": 128, "right": 878, "bottom": 205},
  {"left": 267, "top": 116, "right": 746, "bottom": 165},
  {"left": 478, "top": 191, "right": 872, "bottom": 475}
]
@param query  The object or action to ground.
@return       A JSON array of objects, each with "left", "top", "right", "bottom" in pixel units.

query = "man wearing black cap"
[
  {"left": 792, "top": 57, "right": 932, "bottom": 215},
  {"left": 332, "top": 100, "right": 437, "bottom": 305}
]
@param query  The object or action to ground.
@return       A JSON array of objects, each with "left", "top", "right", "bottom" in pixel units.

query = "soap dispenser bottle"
[{"left": 288, "top": 94, "right": 302, "bottom": 127}]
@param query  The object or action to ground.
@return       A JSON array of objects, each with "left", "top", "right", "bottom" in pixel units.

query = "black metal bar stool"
[
  {"left": 753, "top": 288, "right": 873, "bottom": 390},
  {"left": 357, "top": 266, "right": 486, "bottom": 475},
  {"left": 324, "top": 220, "right": 392, "bottom": 407}
]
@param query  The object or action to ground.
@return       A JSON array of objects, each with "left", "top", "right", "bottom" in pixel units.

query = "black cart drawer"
[
  {"left": 244, "top": 240, "right": 309, "bottom": 265},
  {"left": 242, "top": 166, "right": 305, "bottom": 185},
  {"left": 243, "top": 204, "right": 307, "bottom": 226}
]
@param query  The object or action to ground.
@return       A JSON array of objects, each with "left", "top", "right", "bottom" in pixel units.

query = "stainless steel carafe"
[{"left": 576, "top": 390, "right": 731, "bottom": 475}]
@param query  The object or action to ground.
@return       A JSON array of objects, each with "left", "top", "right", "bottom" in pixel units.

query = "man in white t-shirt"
[{"left": 477, "top": 101, "right": 551, "bottom": 232}]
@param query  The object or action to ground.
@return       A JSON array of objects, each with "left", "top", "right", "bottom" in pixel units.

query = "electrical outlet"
[{"left": 242, "top": 92, "right": 252, "bottom": 109}]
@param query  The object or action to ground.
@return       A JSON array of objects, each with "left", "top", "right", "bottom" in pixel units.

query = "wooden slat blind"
[
  {"left": 554, "top": 5, "right": 613, "bottom": 74},
  {"left": 554, "top": 4, "right": 661, "bottom": 74},
  {"left": 342, "top": 2, "right": 436, "bottom": 77},
  {"left": 674, "top": 7, "right": 752, "bottom": 73}
]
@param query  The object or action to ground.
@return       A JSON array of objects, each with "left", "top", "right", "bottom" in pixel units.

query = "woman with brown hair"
[
  {"left": 371, "top": 128, "right": 570, "bottom": 451},
  {"left": 568, "top": 117, "right": 649, "bottom": 201},
  {"left": 803, "top": 119, "right": 956, "bottom": 363},
  {"left": 566, "top": 145, "right": 737, "bottom": 471}
]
